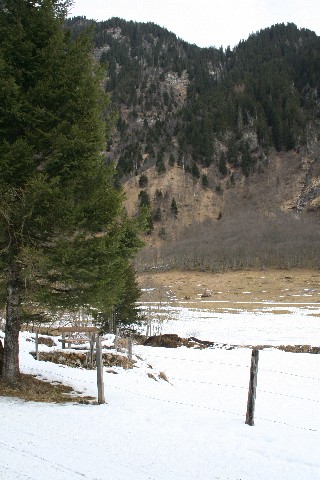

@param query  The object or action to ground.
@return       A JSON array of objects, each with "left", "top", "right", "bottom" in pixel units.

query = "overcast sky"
[{"left": 69, "top": 0, "right": 320, "bottom": 49}]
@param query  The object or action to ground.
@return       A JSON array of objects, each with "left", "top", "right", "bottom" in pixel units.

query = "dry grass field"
[{"left": 138, "top": 268, "right": 320, "bottom": 308}]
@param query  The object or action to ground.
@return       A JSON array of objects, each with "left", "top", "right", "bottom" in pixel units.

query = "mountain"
[{"left": 66, "top": 17, "right": 320, "bottom": 271}]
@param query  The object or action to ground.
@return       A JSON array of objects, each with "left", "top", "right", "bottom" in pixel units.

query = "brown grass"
[
  {"left": 37, "top": 336, "right": 56, "bottom": 347},
  {"left": 138, "top": 268, "right": 320, "bottom": 306},
  {"left": 34, "top": 351, "right": 135, "bottom": 369},
  {"left": 0, "top": 374, "right": 95, "bottom": 404},
  {"left": 158, "top": 371, "right": 169, "bottom": 382}
]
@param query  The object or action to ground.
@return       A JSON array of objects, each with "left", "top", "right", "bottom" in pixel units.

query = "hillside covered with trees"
[
  {"left": 66, "top": 18, "right": 320, "bottom": 173},
  {"left": 66, "top": 17, "right": 320, "bottom": 271}
]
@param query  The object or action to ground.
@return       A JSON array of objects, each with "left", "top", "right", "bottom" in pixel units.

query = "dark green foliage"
[
  {"left": 138, "top": 174, "right": 148, "bottom": 188},
  {"left": 145, "top": 213, "right": 154, "bottom": 235},
  {"left": 138, "top": 190, "right": 150, "bottom": 207},
  {"left": 0, "top": 1, "right": 142, "bottom": 379},
  {"left": 113, "top": 265, "right": 141, "bottom": 325},
  {"left": 156, "top": 151, "right": 166, "bottom": 175},
  {"left": 117, "top": 142, "right": 142, "bottom": 176},
  {"left": 201, "top": 174, "right": 209, "bottom": 188},
  {"left": 153, "top": 207, "right": 162, "bottom": 222},
  {"left": 66, "top": 17, "right": 320, "bottom": 179},
  {"left": 240, "top": 141, "right": 256, "bottom": 176},
  {"left": 144, "top": 142, "right": 154, "bottom": 156},
  {"left": 117, "top": 117, "right": 128, "bottom": 135},
  {"left": 216, "top": 184, "right": 223, "bottom": 195},
  {"left": 218, "top": 153, "right": 228, "bottom": 176},
  {"left": 226, "top": 138, "right": 239, "bottom": 167},
  {"left": 159, "top": 227, "right": 166, "bottom": 239},
  {"left": 170, "top": 198, "right": 178, "bottom": 217},
  {"left": 138, "top": 191, "right": 153, "bottom": 234},
  {"left": 155, "top": 189, "right": 163, "bottom": 202},
  {"left": 156, "top": 161, "right": 166, "bottom": 175},
  {"left": 191, "top": 162, "right": 201, "bottom": 180},
  {"left": 169, "top": 153, "right": 175, "bottom": 167},
  {"left": 229, "top": 23, "right": 318, "bottom": 151}
]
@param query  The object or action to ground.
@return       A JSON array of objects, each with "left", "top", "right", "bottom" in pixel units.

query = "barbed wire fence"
[{"left": 19, "top": 333, "right": 320, "bottom": 434}]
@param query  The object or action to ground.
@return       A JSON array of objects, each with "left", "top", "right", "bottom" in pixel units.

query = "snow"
[
  {"left": 1, "top": 301, "right": 320, "bottom": 480},
  {"left": 141, "top": 302, "right": 320, "bottom": 345}
]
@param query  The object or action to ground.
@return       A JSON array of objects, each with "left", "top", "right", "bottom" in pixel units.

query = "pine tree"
[
  {"left": 191, "top": 162, "right": 201, "bottom": 180},
  {"left": 113, "top": 264, "right": 141, "bottom": 327},
  {"left": 201, "top": 174, "right": 209, "bottom": 188},
  {"left": 153, "top": 207, "right": 162, "bottom": 222},
  {"left": 138, "top": 174, "right": 148, "bottom": 188},
  {"left": 138, "top": 190, "right": 151, "bottom": 207},
  {"left": 170, "top": 198, "right": 178, "bottom": 217},
  {"left": 168, "top": 153, "right": 175, "bottom": 167},
  {"left": 218, "top": 153, "right": 228, "bottom": 176},
  {"left": 0, "top": 0, "right": 141, "bottom": 381}
]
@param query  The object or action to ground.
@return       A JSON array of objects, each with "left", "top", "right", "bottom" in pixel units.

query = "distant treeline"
[{"left": 135, "top": 209, "right": 320, "bottom": 272}]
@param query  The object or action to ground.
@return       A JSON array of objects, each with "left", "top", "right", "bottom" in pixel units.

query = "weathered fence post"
[
  {"left": 146, "top": 319, "right": 150, "bottom": 338},
  {"left": 61, "top": 332, "right": 66, "bottom": 349},
  {"left": 35, "top": 330, "right": 39, "bottom": 361},
  {"left": 96, "top": 334, "right": 105, "bottom": 404},
  {"left": 245, "top": 348, "right": 259, "bottom": 426},
  {"left": 127, "top": 334, "right": 133, "bottom": 361},
  {"left": 89, "top": 333, "right": 95, "bottom": 369},
  {"left": 114, "top": 327, "right": 119, "bottom": 351},
  {"left": 112, "top": 311, "right": 117, "bottom": 335}
]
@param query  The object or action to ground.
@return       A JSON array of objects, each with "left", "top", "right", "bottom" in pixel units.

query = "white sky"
[{"left": 69, "top": 0, "right": 320, "bottom": 49}]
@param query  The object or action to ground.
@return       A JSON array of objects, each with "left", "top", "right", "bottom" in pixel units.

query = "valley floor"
[{"left": 138, "top": 268, "right": 320, "bottom": 304}]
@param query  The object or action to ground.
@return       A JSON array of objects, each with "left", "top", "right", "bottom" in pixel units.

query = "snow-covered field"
[
  {"left": 142, "top": 300, "right": 320, "bottom": 345},
  {"left": 1, "top": 302, "right": 320, "bottom": 480}
]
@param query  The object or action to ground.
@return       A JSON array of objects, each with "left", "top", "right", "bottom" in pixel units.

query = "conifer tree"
[
  {"left": 113, "top": 264, "right": 141, "bottom": 327},
  {"left": 0, "top": 0, "right": 141, "bottom": 380},
  {"left": 170, "top": 198, "right": 178, "bottom": 217}
]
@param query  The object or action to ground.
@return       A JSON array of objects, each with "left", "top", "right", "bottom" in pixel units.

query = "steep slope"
[{"left": 66, "top": 18, "right": 320, "bottom": 269}]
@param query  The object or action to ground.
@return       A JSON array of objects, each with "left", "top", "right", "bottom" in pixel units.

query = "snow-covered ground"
[
  {"left": 1, "top": 302, "right": 320, "bottom": 480},
  {"left": 141, "top": 301, "right": 320, "bottom": 345}
]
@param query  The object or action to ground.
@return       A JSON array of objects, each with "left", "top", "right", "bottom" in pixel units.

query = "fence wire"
[{"left": 20, "top": 352, "right": 320, "bottom": 433}]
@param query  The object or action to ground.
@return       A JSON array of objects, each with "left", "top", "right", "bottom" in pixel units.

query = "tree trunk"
[
  {"left": 2, "top": 263, "right": 22, "bottom": 381},
  {"left": 0, "top": 339, "right": 3, "bottom": 377}
]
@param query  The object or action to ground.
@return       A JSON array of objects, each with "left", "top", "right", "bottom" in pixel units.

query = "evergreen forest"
[{"left": 67, "top": 17, "right": 320, "bottom": 178}]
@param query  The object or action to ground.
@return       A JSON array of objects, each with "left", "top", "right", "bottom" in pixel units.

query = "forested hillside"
[{"left": 67, "top": 17, "right": 320, "bottom": 271}]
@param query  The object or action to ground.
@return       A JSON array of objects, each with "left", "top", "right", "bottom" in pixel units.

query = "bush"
[
  {"left": 170, "top": 198, "right": 178, "bottom": 217},
  {"left": 202, "top": 174, "right": 209, "bottom": 188},
  {"left": 139, "top": 174, "right": 148, "bottom": 188}
]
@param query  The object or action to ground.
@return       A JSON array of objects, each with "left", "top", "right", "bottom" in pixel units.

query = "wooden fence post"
[
  {"left": 114, "top": 327, "right": 119, "bottom": 351},
  {"left": 35, "top": 330, "right": 39, "bottom": 361},
  {"left": 146, "top": 319, "right": 150, "bottom": 338},
  {"left": 245, "top": 348, "right": 259, "bottom": 426},
  {"left": 89, "top": 334, "right": 95, "bottom": 369},
  {"left": 61, "top": 332, "right": 66, "bottom": 349},
  {"left": 112, "top": 312, "right": 117, "bottom": 335},
  {"left": 96, "top": 334, "right": 105, "bottom": 404},
  {"left": 127, "top": 335, "right": 132, "bottom": 361}
]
